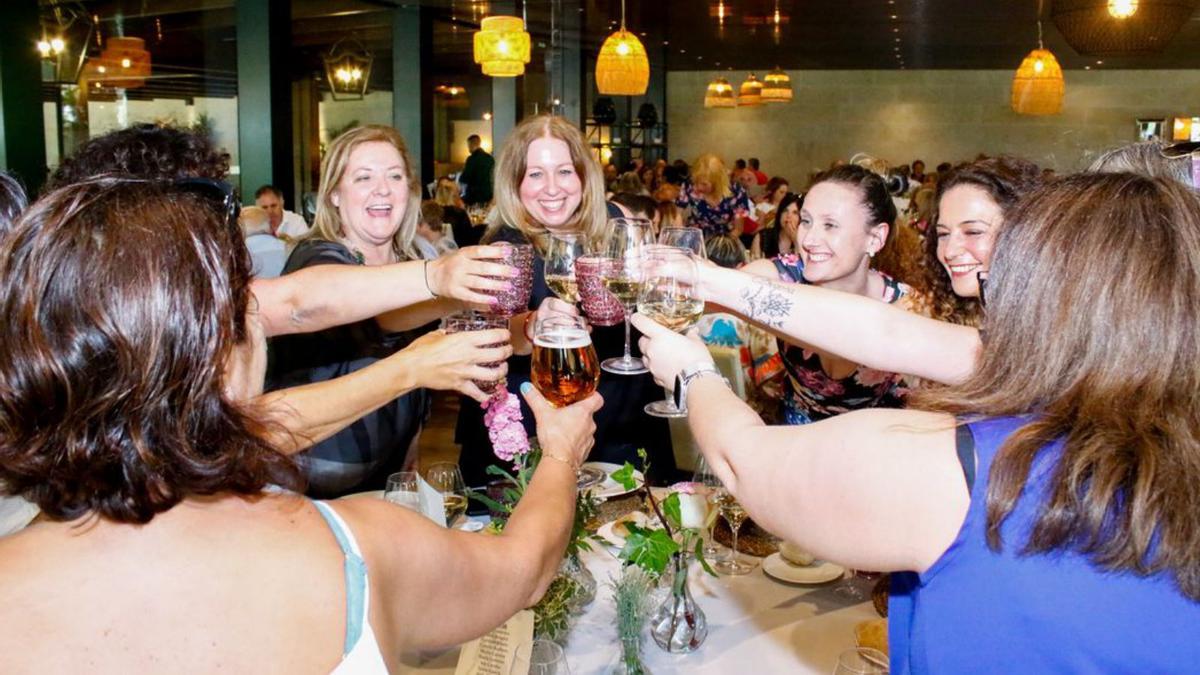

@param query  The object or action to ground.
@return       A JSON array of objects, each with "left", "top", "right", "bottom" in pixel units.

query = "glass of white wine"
[
  {"left": 423, "top": 462, "right": 469, "bottom": 528},
  {"left": 637, "top": 248, "right": 703, "bottom": 417},
  {"left": 658, "top": 226, "right": 707, "bottom": 259},
  {"left": 713, "top": 488, "right": 756, "bottom": 575},
  {"left": 383, "top": 471, "right": 420, "bottom": 512},
  {"left": 599, "top": 217, "right": 652, "bottom": 376},
  {"left": 544, "top": 233, "right": 584, "bottom": 304}
]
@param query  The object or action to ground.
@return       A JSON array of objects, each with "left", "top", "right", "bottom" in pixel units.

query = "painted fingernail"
[{"left": 520, "top": 382, "right": 533, "bottom": 395}]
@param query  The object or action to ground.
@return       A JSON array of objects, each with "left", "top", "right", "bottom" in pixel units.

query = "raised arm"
[
  {"left": 339, "top": 386, "right": 603, "bottom": 656},
  {"left": 251, "top": 245, "right": 516, "bottom": 338},
  {"left": 701, "top": 263, "right": 982, "bottom": 385},
  {"left": 632, "top": 313, "right": 968, "bottom": 574},
  {"left": 252, "top": 329, "right": 511, "bottom": 454}
]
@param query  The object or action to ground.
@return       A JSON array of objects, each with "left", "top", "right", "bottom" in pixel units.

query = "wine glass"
[
  {"left": 692, "top": 456, "right": 724, "bottom": 559},
  {"left": 599, "top": 217, "right": 652, "bottom": 375},
  {"left": 383, "top": 471, "right": 420, "bottom": 512},
  {"left": 544, "top": 233, "right": 584, "bottom": 304},
  {"left": 530, "top": 314, "right": 600, "bottom": 408},
  {"left": 713, "top": 488, "right": 755, "bottom": 575},
  {"left": 423, "top": 462, "right": 469, "bottom": 528},
  {"left": 637, "top": 248, "right": 702, "bottom": 417},
  {"left": 510, "top": 639, "right": 571, "bottom": 675},
  {"left": 658, "top": 226, "right": 707, "bottom": 259},
  {"left": 833, "top": 647, "right": 889, "bottom": 675}
]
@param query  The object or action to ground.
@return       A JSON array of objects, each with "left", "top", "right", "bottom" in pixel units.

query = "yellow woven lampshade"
[
  {"left": 738, "top": 73, "right": 763, "bottom": 107},
  {"left": 1011, "top": 48, "right": 1064, "bottom": 115},
  {"left": 1108, "top": 0, "right": 1138, "bottom": 19},
  {"left": 704, "top": 77, "right": 737, "bottom": 108},
  {"left": 761, "top": 68, "right": 793, "bottom": 103},
  {"left": 596, "top": 30, "right": 649, "bottom": 95},
  {"left": 473, "top": 16, "right": 531, "bottom": 77}
]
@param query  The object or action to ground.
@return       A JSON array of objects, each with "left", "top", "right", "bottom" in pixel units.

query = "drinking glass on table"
[
  {"left": 544, "top": 233, "right": 584, "bottom": 304},
  {"left": 510, "top": 639, "right": 571, "bottom": 675},
  {"left": 833, "top": 647, "right": 889, "bottom": 675},
  {"left": 713, "top": 488, "right": 755, "bottom": 575},
  {"left": 598, "top": 217, "right": 653, "bottom": 375},
  {"left": 423, "top": 462, "right": 469, "bottom": 528},
  {"left": 658, "top": 226, "right": 707, "bottom": 259},
  {"left": 383, "top": 471, "right": 420, "bottom": 512},
  {"left": 638, "top": 248, "right": 703, "bottom": 417},
  {"left": 692, "top": 456, "right": 724, "bottom": 559},
  {"left": 531, "top": 314, "right": 600, "bottom": 408}
]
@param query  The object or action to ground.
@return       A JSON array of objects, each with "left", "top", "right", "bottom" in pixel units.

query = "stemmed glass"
[
  {"left": 692, "top": 456, "right": 724, "bottom": 559},
  {"left": 713, "top": 488, "right": 756, "bottom": 575},
  {"left": 599, "top": 217, "right": 653, "bottom": 375},
  {"left": 637, "top": 248, "right": 702, "bottom": 417},
  {"left": 544, "top": 233, "right": 584, "bottom": 304},
  {"left": 530, "top": 314, "right": 600, "bottom": 408},
  {"left": 383, "top": 471, "right": 420, "bottom": 512},
  {"left": 658, "top": 226, "right": 707, "bottom": 259},
  {"left": 510, "top": 639, "right": 571, "bottom": 675},
  {"left": 423, "top": 462, "right": 469, "bottom": 528}
]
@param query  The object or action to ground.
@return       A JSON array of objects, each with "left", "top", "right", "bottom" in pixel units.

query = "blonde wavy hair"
[
  {"left": 488, "top": 115, "right": 608, "bottom": 252},
  {"left": 690, "top": 153, "right": 731, "bottom": 201},
  {"left": 309, "top": 125, "right": 420, "bottom": 261}
]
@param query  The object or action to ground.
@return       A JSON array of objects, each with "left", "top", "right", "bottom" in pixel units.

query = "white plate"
[
  {"left": 762, "top": 553, "right": 845, "bottom": 585},
  {"left": 581, "top": 461, "right": 644, "bottom": 500},
  {"left": 595, "top": 511, "right": 653, "bottom": 548}
]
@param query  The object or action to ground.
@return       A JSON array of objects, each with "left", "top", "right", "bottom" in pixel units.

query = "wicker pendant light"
[
  {"left": 703, "top": 77, "right": 736, "bottom": 108},
  {"left": 1012, "top": 1, "right": 1064, "bottom": 116},
  {"left": 738, "top": 73, "right": 764, "bottom": 107},
  {"left": 1053, "top": 0, "right": 1197, "bottom": 56},
  {"left": 473, "top": 16, "right": 531, "bottom": 77},
  {"left": 595, "top": 0, "right": 649, "bottom": 95},
  {"left": 761, "top": 68, "right": 793, "bottom": 103}
]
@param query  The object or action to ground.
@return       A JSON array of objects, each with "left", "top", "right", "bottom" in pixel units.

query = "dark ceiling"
[{"left": 36, "top": 0, "right": 1200, "bottom": 101}]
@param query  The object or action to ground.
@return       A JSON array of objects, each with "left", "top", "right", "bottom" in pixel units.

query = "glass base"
[
  {"left": 602, "top": 355, "right": 649, "bottom": 375},
  {"left": 714, "top": 557, "right": 757, "bottom": 576},
  {"left": 644, "top": 399, "right": 687, "bottom": 418}
]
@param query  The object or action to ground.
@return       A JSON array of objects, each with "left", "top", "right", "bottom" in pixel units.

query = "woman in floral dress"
[{"left": 675, "top": 153, "right": 753, "bottom": 239}]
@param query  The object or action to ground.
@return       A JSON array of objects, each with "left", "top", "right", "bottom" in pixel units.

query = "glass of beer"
[
  {"left": 638, "top": 247, "right": 703, "bottom": 417},
  {"left": 545, "top": 233, "right": 584, "bottom": 304},
  {"left": 531, "top": 314, "right": 600, "bottom": 408}
]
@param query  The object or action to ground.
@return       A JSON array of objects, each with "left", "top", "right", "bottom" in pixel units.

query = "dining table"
[{"left": 397, "top": 510, "right": 879, "bottom": 674}]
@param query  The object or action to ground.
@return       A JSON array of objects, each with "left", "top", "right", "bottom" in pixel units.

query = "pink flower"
[
  {"left": 669, "top": 481, "right": 700, "bottom": 495},
  {"left": 482, "top": 390, "right": 530, "bottom": 463}
]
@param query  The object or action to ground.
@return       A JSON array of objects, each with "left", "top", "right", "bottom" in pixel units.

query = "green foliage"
[
  {"left": 619, "top": 523, "right": 680, "bottom": 578},
  {"left": 611, "top": 567, "right": 656, "bottom": 642},
  {"left": 612, "top": 462, "right": 638, "bottom": 491},
  {"left": 533, "top": 574, "right": 580, "bottom": 643},
  {"left": 661, "top": 492, "right": 682, "bottom": 530}
]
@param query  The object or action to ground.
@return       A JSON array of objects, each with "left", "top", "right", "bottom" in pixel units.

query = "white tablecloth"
[{"left": 399, "top": 542, "right": 876, "bottom": 674}]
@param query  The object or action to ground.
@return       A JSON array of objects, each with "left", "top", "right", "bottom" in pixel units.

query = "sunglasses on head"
[{"left": 173, "top": 177, "right": 240, "bottom": 230}]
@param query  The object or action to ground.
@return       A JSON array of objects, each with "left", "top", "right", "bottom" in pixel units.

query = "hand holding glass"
[
  {"left": 638, "top": 248, "right": 702, "bottom": 417},
  {"left": 530, "top": 314, "right": 600, "bottom": 408}
]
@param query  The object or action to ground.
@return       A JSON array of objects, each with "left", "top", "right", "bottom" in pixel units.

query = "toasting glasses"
[{"left": 598, "top": 218, "right": 653, "bottom": 375}]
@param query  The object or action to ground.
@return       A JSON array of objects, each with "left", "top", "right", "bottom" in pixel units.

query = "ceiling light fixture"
[
  {"left": 474, "top": 15, "right": 531, "bottom": 77},
  {"left": 595, "top": 0, "right": 649, "bottom": 95},
  {"left": 1012, "top": 0, "right": 1064, "bottom": 115}
]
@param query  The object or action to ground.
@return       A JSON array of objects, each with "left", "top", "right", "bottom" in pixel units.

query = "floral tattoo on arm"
[{"left": 738, "top": 277, "right": 794, "bottom": 329}]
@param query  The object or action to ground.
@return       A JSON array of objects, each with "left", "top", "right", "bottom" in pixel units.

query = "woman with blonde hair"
[
  {"left": 457, "top": 114, "right": 673, "bottom": 488},
  {"left": 674, "top": 153, "right": 752, "bottom": 239},
  {"left": 435, "top": 176, "right": 479, "bottom": 247},
  {"left": 269, "top": 125, "right": 509, "bottom": 496}
]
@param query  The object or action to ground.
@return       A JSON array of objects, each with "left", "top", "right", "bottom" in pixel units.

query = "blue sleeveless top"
[{"left": 889, "top": 416, "right": 1200, "bottom": 673}]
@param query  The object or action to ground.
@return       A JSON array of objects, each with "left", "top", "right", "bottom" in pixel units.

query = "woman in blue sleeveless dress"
[{"left": 635, "top": 172, "right": 1200, "bottom": 671}]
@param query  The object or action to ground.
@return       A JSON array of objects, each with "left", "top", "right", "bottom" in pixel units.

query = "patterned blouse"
[
  {"left": 772, "top": 254, "right": 911, "bottom": 425},
  {"left": 675, "top": 180, "right": 753, "bottom": 238}
]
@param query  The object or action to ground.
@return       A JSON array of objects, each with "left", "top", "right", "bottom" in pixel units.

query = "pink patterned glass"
[
  {"left": 440, "top": 311, "right": 509, "bottom": 394},
  {"left": 575, "top": 254, "right": 625, "bottom": 327},
  {"left": 483, "top": 242, "right": 534, "bottom": 316}
]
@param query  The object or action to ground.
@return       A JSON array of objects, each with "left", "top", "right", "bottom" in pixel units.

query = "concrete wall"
[{"left": 667, "top": 69, "right": 1200, "bottom": 180}]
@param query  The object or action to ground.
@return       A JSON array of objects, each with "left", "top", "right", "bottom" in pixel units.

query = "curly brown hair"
[
  {"left": 917, "top": 156, "right": 1043, "bottom": 326},
  {"left": 46, "top": 123, "right": 231, "bottom": 190},
  {"left": 0, "top": 178, "right": 302, "bottom": 524}
]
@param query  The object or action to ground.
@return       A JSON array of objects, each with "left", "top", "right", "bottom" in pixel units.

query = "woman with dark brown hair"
[
  {"left": 0, "top": 178, "right": 601, "bottom": 672},
  {"left": 635, "top": 172, "right": 1200, "bottom": 670}
]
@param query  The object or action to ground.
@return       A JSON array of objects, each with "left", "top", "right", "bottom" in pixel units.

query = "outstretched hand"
[
  {"left": 521, "top": 384, "right": 602, "bottom": 469},
  {"left": 402, "top": 328, "right": 512, "bottom": 403},
  {"left": 425, "top": 245, "right": 519, "bottom": 307},
  {"left": 631, "top": 313, "right": 713, "bottom": 392}
]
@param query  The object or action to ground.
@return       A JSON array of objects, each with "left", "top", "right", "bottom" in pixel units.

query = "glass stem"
[
  {"left": 730, "top": 522, "right": 740, "bottom": 565},
  {"left": 623, "top": 313, "right": 633, "bottom": 361}
]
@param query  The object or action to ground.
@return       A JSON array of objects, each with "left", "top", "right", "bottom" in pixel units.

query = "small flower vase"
[
  {"left": 560, "top": 552, "right": 597, "bottom": 612},
  {"left": 650, "top": 553, "right": 708, "bottom": 653},
  {"left": 605, "top": 635, "right": 653, "bottom": 675}
]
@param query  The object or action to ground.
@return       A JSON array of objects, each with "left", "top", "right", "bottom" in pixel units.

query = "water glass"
[
  {"left": 510, "top": 639, "right": 571, "bottom": 675},
  {"left": 384, "top": 471, "right": 420, "bottom": 511},
  {"left": 484, "top": 242, "right": 534, "bottom": 316},
  {"left": 575, "top": 255, "right": 625, "bottom": 326},
  {"left": 833, "top": 647, "right": 889, "bottom": 675}
]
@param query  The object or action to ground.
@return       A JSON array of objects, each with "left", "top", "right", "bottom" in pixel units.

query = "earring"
[{"left": 867, "top": 250, "right": 875, "bottom": 258}]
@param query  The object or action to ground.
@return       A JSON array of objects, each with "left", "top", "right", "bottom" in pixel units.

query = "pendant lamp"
[
  {"left": 1012, "top": 2, "right": 1064, "bottom": 116},
  {"left": 473, "top": 15, "right": 531, "bottom": 77},
  {"left": 703, "top": 77, "right": 736, "bottom": 108},
  {"left": 596, "top": 0, "right": 649, "bottom": 95},
  {"left": 761, "top": 68, "right": 793, "bottom": 103},
  {"left": 1053, "top": 0, "right": 1196, "bottom": 56},
  {"left": 738, "top": 73, "right": 763, "bottom": 107}
]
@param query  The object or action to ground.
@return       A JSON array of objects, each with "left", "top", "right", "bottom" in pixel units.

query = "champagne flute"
[
  {"left": 510, "top": 639, "right": 571, "bottom": 675},
  {"left": 530, "top": 314, "right": 600, "bottom": 407},
  {"left": 423, "top": 462, "right": 469, "bottom": 528},
  {"left": 658, "top": 226, "right": 707, "bottom": 259},
  {"left": 713, "top": 488, "right": 755, "bottom": 575},
  {"left": 599, "top": 217, "right": 652, "bottom": 376},
  {"left": 383, "top": 471, "right": 420, "bottom": 511},
  {"left": 544, "top": 233, "right": 584, "bottom": 304},
  {"left": 638, "top": 248, "right": 703, "bottom": 417},
  {"left": 692, "top": 456, "right": 724, "bottom": 559}
]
